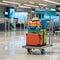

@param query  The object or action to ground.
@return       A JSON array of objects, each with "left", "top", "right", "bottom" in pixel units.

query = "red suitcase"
[{"left": 26, "top": 33, "right": 43, "bottom": 46}]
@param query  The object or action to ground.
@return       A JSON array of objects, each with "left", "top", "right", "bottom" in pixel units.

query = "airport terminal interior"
[{"left": 0, "top": 0, "right": 60, "bottom": 60}]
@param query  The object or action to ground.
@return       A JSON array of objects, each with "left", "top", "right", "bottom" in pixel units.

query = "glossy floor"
[{"left": 0, "top": 31, "right": 60, "bottom": 60}]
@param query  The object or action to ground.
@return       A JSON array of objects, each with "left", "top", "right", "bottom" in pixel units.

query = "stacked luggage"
[
  {"left": 41, "top": 20, "right": 47, "bottom": 45},
  {"left": 26, "top": 17, "right": 47, "bottom": 46}
]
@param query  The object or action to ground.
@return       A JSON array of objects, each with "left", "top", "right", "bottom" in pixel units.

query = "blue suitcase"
[
  {"left": 41, "top": 20, "right": 47, "bottom": 29},
  {"left": 27, "top": 26, "right": 40, "bottom": 31}
]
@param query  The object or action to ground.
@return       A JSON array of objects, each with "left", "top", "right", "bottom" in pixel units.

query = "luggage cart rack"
[
  {"left": 22, "top": 44, "right": 52, "bottom": 55},
  {"left": 22, "top": 20, "right": 53, "bottom": 55}
]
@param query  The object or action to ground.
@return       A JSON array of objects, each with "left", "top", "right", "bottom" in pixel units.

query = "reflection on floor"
[{"left": 0, "top": 31, "right": 60, "bottom": 60}]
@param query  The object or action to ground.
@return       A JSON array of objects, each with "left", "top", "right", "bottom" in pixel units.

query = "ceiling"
[
  {"left": 52, "top": 0, "right": 60, "bottom": 3},
  {"left": 0, "top": 0, "right": 60, "bottom": 9},
  {"left": 0, "top": 0, "right": 2, "bottom": 2},
  {"left": 2, "top": 0, "right": 60, "bottom": 3}
]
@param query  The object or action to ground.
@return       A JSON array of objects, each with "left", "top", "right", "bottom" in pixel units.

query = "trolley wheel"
[
  {"left": 27, "top": 48, "right": 32, "bottom": 54},
  {"left": 41, "top": 49, "right": 45, "bottom": 55}
]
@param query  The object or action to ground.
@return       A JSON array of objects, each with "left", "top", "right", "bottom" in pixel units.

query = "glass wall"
[{"left": 15, "top": 12, "right": 28, "bottom": 24}]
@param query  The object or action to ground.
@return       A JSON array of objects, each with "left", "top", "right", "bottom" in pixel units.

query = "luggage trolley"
[
  {"left": 22, "top": 19, "right": 53, "bottom": 55},
  {"left": 22, "top": 44, "right": 52, "bottom": 55}
]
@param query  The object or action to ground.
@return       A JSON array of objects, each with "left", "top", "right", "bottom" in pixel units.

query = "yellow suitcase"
[
  {"left": 41, "top": 29, "right": 46, "bottom": 45},
  {"left": 43, "top": 29, "right": 46, "bottom": 35},
  {"left": 43, "top": 35, "right": 46, "bottom": 45},
  {"left": 41, "top": 29, "right": 46, "bottom": 35}
]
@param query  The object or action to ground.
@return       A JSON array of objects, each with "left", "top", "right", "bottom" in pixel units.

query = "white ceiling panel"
[{"left": 2, "top": 0, "right": 60, "bottom": 8}]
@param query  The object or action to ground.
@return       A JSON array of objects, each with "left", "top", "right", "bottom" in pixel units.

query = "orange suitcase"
[
  {"left": 26, "top": 33, "right": 43, "bottom": 46},
  {"left": 28, "top": 21, "right": 37, "bottom": 27},
  {"left": 36, "top": 21, "right": 42, "bottom": 26},
  {"left": 28, "top": 21, "right": 42, "bottom": 27}
]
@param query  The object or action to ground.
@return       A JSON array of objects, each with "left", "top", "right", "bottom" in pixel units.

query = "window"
[{"left": 15, "top": 12, "right": 28, "bottom": 23}]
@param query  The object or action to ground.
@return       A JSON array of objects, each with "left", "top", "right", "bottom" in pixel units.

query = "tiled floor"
[{"left": 0, "top": 31, "right": 60, "bottom": 60}]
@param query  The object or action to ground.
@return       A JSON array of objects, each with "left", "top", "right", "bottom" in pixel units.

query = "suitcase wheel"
[
  {"left": 41, "top": 49, "right": 45, "bottom": 55},
  {"left": 26, "top": 48, "right": 32, "bottom": 54}
]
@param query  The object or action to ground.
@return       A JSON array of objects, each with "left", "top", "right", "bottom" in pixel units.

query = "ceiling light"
[
  {"left": 29, "top": 2, "right": 35, "bottom": 4},
  {"left": 50, "top": 9, "right": 56, "bottom": 11},
  {"left": 44, "top": 0, "right": 60, "bottom": 5},
  {"left": 3, "top": 0, "right": 20, "bottom": 5},
  {"left": 39, "top": 3, "right": 47, "bottom": 6},
  {"left": 24, "top": 4, "right": 39, "bottom": 8},
  {"left": 19, "top": 5, "right": 31, "bottom": 8},
  {"left": 31, "top": 11, "right": 34, "bottom": 12},
  {"left": 0, "top": 2, "right": 8, "bottom": 5}
]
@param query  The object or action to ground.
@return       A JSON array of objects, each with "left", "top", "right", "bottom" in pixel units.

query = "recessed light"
[
  {"left": 19, "top": 5, "right": 31, "bottom": 8},
  {"left": 0, "top": 2, "right": 8, "bottom": 5},
  {"left": 24, "top": 4, "right": 39, "bottom": 8},
  {"left": 3, "top": 0, "right": 20, "bottom": 5},
  {"left": 44, "top": 0, "right": 60, "bottom": 5},
  {"left": 31, "top": 11, "right": 34, "bottom": 12},
  {"left": 50, "top": 9, "right": 56, "bottom": 11},
  {"left": 39, "top": 3, "right": 47, "bottom": 6},
  {"left": 29, "top": 2, "right": 35, "bottom": 4}
]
